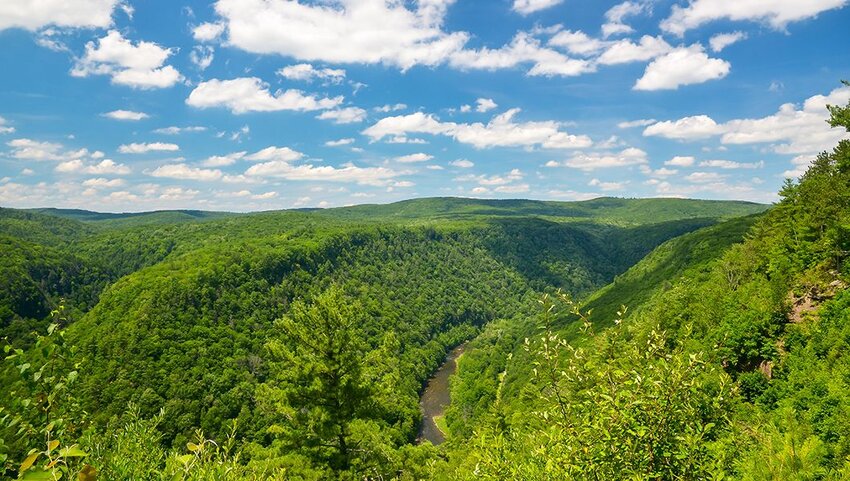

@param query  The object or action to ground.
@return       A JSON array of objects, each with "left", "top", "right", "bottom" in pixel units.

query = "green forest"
[{"left": 1, "top": 95, "right": 848, "bottom": 480}]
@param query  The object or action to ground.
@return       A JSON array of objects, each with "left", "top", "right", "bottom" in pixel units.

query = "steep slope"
[{"left": 440, "top": 114, "right": 850, "bottom": 479}]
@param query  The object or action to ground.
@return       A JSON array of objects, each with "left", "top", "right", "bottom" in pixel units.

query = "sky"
[{"left": 0, "top": 0, "right": 848, "bottom": 212}]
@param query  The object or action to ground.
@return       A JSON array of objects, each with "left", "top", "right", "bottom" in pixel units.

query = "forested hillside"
[
  {"left": 5, "top": 129, "right": 845, "bottom": 478},
  {"left": 0, "top": 194, "right": 770, "bottom": 479},
  {"left": 437, "top": 87, "right": 850, "bottom": 479}
]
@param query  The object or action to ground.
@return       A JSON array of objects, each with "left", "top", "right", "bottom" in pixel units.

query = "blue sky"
[{"left": 0, "top": 0, "right": 848, "bottom": 212}]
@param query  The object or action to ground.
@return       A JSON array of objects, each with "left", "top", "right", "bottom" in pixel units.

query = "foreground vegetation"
[{"left": 0, "top": 88, "right": 847, "bottom": 479}]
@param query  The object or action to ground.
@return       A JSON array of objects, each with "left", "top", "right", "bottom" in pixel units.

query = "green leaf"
[
  {"left": 59, "top": 446, "right": 88, "bottom": 458},
  {"left": 20, "top": 452, "right": 40, "bottom": 472},
  {"left": 21, "top": 469, "right": 55, "bottom": 481}
]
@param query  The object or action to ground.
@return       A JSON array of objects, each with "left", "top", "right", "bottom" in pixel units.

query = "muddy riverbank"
[{"left": 417, "top": 343, "right": 466, "bottom": 445}]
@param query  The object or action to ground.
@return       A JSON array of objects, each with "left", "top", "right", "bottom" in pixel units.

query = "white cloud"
[
  {"left": 709, "top": 31, "right": 747, "bottom": 52},
  {"left": 395, "top": 153, "right": 433, "bottom": 163},
  {"left": 317, "top": 106, "right": 367, "bottom": 124},
  {"left": 0, "top": 0, "right": 122, "bottom": 31},
  {"left": 190, "top": 45, "right": 215, "bottom": 70},
  {"left": 589, "top": 178, "right": 629, "bottom": 191},
  {"left": 71, "top": 30, "right": 183, "bottom": 89},
  {"left": 643, "top": 115, "right": 725, "bottom": 140},
  {"left": 118, "top": 142, "right": 179, "bottom": 154},
  {"left": 245, "top": 161, "right": 401, "bottom": 186},
  {"left": 634, "top": 45, "right": 730, "bottom": 91},
  {"left": 278, "top": 64, "right": 346, "bottom": 83},
  {"left": 450, "top": 32, "right": 594, "bottom": 77},
  {"left": 665, "top": 156, "right": 696, "bottom": 167},
  {"left": 618, "top": 118, "right": 656, "bottom": 129},
  {"left": 513, "top": 0, "right": 562, "bottom": 15},
  {"left": 82, "top": 177, "right": 125, "bottom": 188},
  {"left": 244, "top": 146, "right": 305, "bottom": 162},
  {"left": 549, "top": 147, "right": 649, "bottom": 171},
  {"left": 363, "top": 108, "right": 592, "bottom": 150},
  {"left": 646, "top": 86, "right": 850, "bottom": 156},
  {"left": 0, "top": 116, "right": 14, "bottom": 134},
  {"left": 685, "top": 171, "right": 726, "bottom": 183},
  {"left": 102, "top": 109, "right": 149, "bottom": 121},
  {"left": 597, "top": 35, "right": 672, "bottom": 65},
  {"left": 152, "top": 126, "right": 207, "bottom": 135},
  {"left": 214, "top": 0, "right": 468, "bottom": 70},
  {"left": 201, "top": 151, "right": 247, "bottom": 167},
  {"left": 56, "top": 158, "right": 131, "bottom": 175},
  {"left": 602, "top": 1, "right": 651, "bottom": 38},
  {"left": 476, "top": 98, "right": 498, "bottom": 113},
  {"left": 548, "top": 30, "right": 608, "bottom": 56},
  {"left": 193, "top": 22, "right": 225, "bottom": 42},
  {"left": 375, "top": 103, "right": 407, "bottom": 113},
  {"left": 661, "top": 0, "right": 847, "bottom": 36},
  {"left": 450, "top": 159, "right": 474, "bottom": 168},
  {"left": 186, "top": 77, "right": 343, "bottom": 114},
  {"left": 7, "top": 138, "right": 64, "bottom": 161},
  {"left": 325, "top": 138, "right": 355, "bottom": 147},
  {"left": 699, "top": 159, "right": 764, "bottom": 169},
  {"left": 150, "top": 163, "right": 223, "bottom": 181}
]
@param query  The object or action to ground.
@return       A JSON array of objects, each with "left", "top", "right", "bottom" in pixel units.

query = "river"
[{"left": 417, "top": 343, "right": 466, "bottom": 445}]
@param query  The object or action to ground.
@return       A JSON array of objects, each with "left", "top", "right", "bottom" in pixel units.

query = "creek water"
[{"left": 417, "top": 343, "right": 466, "bottom": 445}]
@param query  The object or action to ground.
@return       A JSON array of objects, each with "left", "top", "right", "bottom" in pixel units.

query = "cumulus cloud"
[
  {"left": 118, "top": 142, "right": 179, "bottom": 154},
  {"left": 709, "top": 31, "right": 747, "bottom": 52},
  {"left": 150, "top": 163, "right": 223, "bottom": 181},
  {"left": 244, "top": 146, "right": 305, "bottom": 162},
  {"left": 213, "top": 0, "right": 468, "bottom": 70},
  {"left": 394, "top": 153, "right": 433, "bottom": 163},
  {"left": 645, "top": 85, "right": 850, "bottom": 156},
  {"left": 548, "top": 30, "right": 608, "bottom": 56},
  {"left": 316, "top": 106, "right": 367, "bottom": 124},
  {"left": 102, "top": 109, "right": 149, "bottom": 121},
  {"left": 0, "top": 0, "right": 122, "bottom": 31},
  {"left": 82, "top": 177, "right": 125, "bottom": 188},
  {"left": 513, "top": 0, "right": 562, "bottom": 15},
  {"left": 278, "top": 64, "right": 346, "bottom": 83},
  {"left": 602, "top": 1, "right": 651, "bottom": 38},
  {"left": 685, "top": 171, "right": 726, "bottom": 183},
  {"left": 450, "top": 159, "right": 474, "bottom": 168},
  {"left": 363, "top": 108, "right": 592, "bottom": 150},
  {"left": 186, "top": 77, "right": 343, "bottom": 114},
  {"left": 634, "top": 45, "right": 730, "bottom": 91},
  {"left": 643, "top": 115, "right": 725, "bottom": 139},
  {"left": 475, "top": 98, "right": 498, "bottom": 113},
  {"left": 449, "top": 32, "right": 594, "bottom": 77},
  {"left": 549, "top": 147, "right": 649, "bottom": 171},
  {"left": 245, "top": 161, "right": 401, "bottom": 186},
  {"left": 201, "top": 151, "right": 247, "bottom": 167},
  {"left": 597, "top": 35, "right": 672, "bottom": 65},
  {"left": 661, "top": 0, "right": 847, "bottom": 36},
  {"left": 56, "top": 158, "right": 131, "bottom": 175},
  {"left": 6, "top": 138, "right": 64, "bottom": 161},
  {"left": 71, "top": 30, "right": 183, "bottom": 89},
  {"left": 665, "top": 156, "right": 696, "bottom": 167},
  {"left": 193, "top": 22, "right": 225, "bottom": 42}
]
